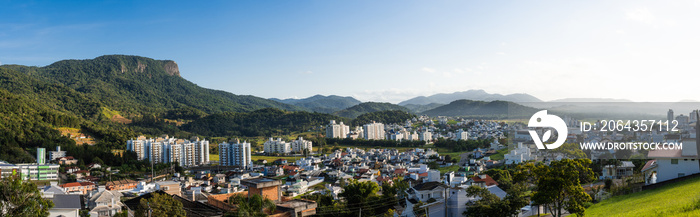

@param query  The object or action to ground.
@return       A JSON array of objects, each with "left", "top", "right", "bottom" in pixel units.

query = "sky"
[{"left": 1, "top": 0, "right": 700, "bottom": 103}]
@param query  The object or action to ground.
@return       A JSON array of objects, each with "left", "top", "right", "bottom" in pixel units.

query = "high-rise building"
[
  {"left": 49, "top": 146, "right": 66, "bottom": 161},
  {"left": 419, "top": 131, "right": 433, "bottom": 142},
  {"left": 326, "top": 120, "right": 350, "bottom": 138},
  {"left": 220, "top": 139, "right": 252, "bottom": 168},
  {"left": 291, "top": 137, "right": 313, "bottom": 153},
  {"left": 126, "top": 136, "right": 210, "bottom": 167},
  {"left": 363, "top": 121, "right": 385, "bottom": 140},
  {"left": 668, "top": 109, "right": 674, "bottom": 122},
  {"left": 456, "top": 129, "right": 469, "bottom": 141},
  {"left": 37, "top": 148, "right": 46, "bottom": 164},
  {"left": 264, "top": 138, "right": 291, "bottom": 154}
]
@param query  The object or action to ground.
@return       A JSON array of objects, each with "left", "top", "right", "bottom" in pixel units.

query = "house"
[
  {"left": 60, "top": 182, "right": 96, "bottom": 195},
  {"left": 504, "top": 142, "right": 534, "bottom": 165},
  {"left": 58, "top": 156, "right": 78, "bottom": 165},
  {"left": 600, "top": 161, "right": 636, "bottom": 180},
  {"left": 88, "top": 190, "right": 124, "bottom": 217},
  {"left": 72, "top": 170, "right": 90, "bottom": 179},
  {"left": 403, "top": 182, "right": 448, "bottom": 217},
  {"left": 468, "top": 174, "right": 498, "bottom": 188},
  {"left": 641, "top": 160, "right": 658, "bottom": 185},
  {"left": 645, "top": 138, "right": 699, "bottom": 184},
  {"left": 105, "top": 179, "right": 139, "bottom": 191},
  {"left": 40, "top": 182, "right": 66, "bottom": 198},
  {"left": 49, "top": 194, "right": 83, "bottom": 217},
  {"left": 156, "top": 181, "right": 182, "bottom": 196}
]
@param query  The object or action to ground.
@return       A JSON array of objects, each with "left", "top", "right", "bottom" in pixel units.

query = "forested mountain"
[
  {"left": 403, "top": 103, "right": 445, "bottom": 114},
  {"left": 0, "top": 67, "right": 137, "bottom": 164},
  {"left": 271, "top": 95, "right": 361, "bottom": 113},
  {"left": 182, "top": 108, "right": 348, "bottom": 137},
  {"left": 352, "top": 110, "right": 416, "bottom": 126},
  {"left": 333, "top": 102, "right": 411, "bottom": 118},
  {"left": 399, "top": 89, "right": 542, "bottom": 105},
  {"left": 1, "top": 55, "right": 303, "bottom": 117},
  {"left": 422, "top": 99, "right": 538, "bottom": 118}
]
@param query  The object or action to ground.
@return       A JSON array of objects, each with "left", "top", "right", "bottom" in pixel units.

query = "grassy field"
[
  {"left": 576, "top": 176, "right": 700, "bottom": 217},
  {"left": 209, "top": 154, "right": 219, "bottom": 161},
  {"left": 488, "top": 148, "right": 509, "bottom": 161}
]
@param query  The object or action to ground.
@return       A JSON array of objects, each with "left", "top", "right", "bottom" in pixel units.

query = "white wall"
[
  {"left": 50, "top": 209, "right": 79, "bottom": 217},
  {"left": 656, "top": 158, "right": 700, "bottom": 183}
]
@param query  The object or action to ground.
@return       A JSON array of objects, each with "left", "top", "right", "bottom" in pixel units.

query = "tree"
[
  {"left": 464, "top": 184, "right": 529, "bottom": 217},
  {"left": 227, "top": 194, "right": 276, "bottom": 217},
  {"left": 136, "top": 193, "right": 185, "bottom": 217},
  {"left": 0, "top": 176, "right": 54, "bottom": 216},
  {"left": 340, "top": 179, "right": 380, "bottom": 216},
  {"left": 532, "top": 159, "right": 595, "bottom": 217}
]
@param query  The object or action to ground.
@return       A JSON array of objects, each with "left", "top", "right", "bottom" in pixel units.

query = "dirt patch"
[{"left": 111, "top": 114, "right": 132, "bottom": 124}]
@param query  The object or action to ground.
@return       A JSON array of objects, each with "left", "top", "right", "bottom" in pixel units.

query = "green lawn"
[
  {"left": 576, "top": 176, "right": 700, "bottom": 217},
  {"left": 437, "top": 164, "right": 461, "bottom": 174},
  {"left": 209, "top": 154, "right": 219, "bottom": 161},
  {"left": 488, "top": 148, "right": 509, "bottom": 161}
]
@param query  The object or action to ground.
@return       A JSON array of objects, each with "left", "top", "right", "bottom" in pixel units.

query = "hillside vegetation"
[
  {"left": 2, "top": 55, "right": 302, "bottom": 116},
  {"left": 579, "top": 176, "right": 700, "bottom": 217},
  {"left": 423, "top": 100, "right": 538, "bottom": 118},
  {"left": 334, "top": 102, "right": 411, "bottom": 118},
  {"left": 271, "top": 95, "right": 361, "bottom": 113}
]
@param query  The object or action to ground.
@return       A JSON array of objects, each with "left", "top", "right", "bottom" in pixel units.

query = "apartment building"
[
  {"left": 220, "top": 140, "right": 252, "bottom": 168},
  {"left": 264, "top": 138, "right": 291, "bottom": 154},
  {"left": 126, "top": 135, "right": 210, "bottom": 167},
  {"left": 291, "top": 137, "right": 313, "bottom": 153},
  {"left": 326, "top": 120, "right": 350, "bottom": 138}
]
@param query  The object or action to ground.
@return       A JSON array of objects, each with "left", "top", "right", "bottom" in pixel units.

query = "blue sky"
[{"left": 2, "top": 1, "right": 699, "bottom": 103}]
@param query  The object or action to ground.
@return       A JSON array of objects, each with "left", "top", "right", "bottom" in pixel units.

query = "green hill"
[
  {"left": 579, "top": 176, "right": 700, "bottom": 216},
  {"left": 1, "top": 55, "right": 303, "bottom": 117},
  {"left": 422, "top": 99, "right": 537, "bottom": 118},
  {"left": 182, "top": 108, "right": 347, "bottom": 137},
  {"left": 271, "top": 95, "right": 361, "bottom": 113},
  {"left": 352, "top": 110, "right": 416, "bottom": 126},
  {"left": 333, "top": 102, "right": 411, "bottom": 118},
  {"left": 403, "top": 103, "right": 444, "bottom": 114}
]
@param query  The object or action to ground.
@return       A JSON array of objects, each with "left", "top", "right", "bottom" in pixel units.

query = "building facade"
[
  {"left": 363, "top": 122, "right": 385, "bottom": 140},
  {"left": 220, "top": 140, "right": 252, "bottom": 168},
  {"left": 291, "top": 137, "right": 313, "bottom": 153},
  {"left": 263, "top": 138, "right": 291, "bottom": 154},
  {"left": 326, "top": 120, "right": 350, "bottom": 138},
  {"left": 126, "top": 136, "right": 210, "bottom": 167}
]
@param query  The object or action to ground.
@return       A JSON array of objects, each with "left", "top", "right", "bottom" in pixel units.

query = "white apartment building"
[
  {"left": 49, "top": 146, "right": 67, "bottom": 161},
  {"left": 219, "top": 139, "right": 252, "bottom": 168},
  {"left": 264, "top": 138, "right": 291, "bottom": 154},
  {"left": 363, "top": 121, "right": 385, "bottom": 140},
  {"left": 419, "top": 131, "right": 432, "bottom": 142},
  {"left": 291, "top": 137, "right": 313, "bottom": 153},
  {"left": 326, "top": 120, "right": 350, "bottom": 138},
  {"left": 126, "top": 136, "right": 210, "bottom": 167},
  {"left": 456, "top": 129, "right": 469, "bottom": 141}
]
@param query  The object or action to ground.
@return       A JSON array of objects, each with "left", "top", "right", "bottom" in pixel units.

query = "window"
[
  {"left": 679, "top": 173, "right": 686, "bottom": 177},
  {"left": 672, "top": 159, "right": 679, "bottom": 164}
]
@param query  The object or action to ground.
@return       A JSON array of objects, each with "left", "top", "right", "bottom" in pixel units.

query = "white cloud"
[
  {"left": 421, "top": 67, "right": 436, "bottom": 73},
  {"left": 625, "top": 7, "right": 655, "bottom": 24},
  {"left": 496, "top": 52, "right": 506, "bottom": 55}
]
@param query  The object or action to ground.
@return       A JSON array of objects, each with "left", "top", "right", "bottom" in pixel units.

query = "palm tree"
[{"left": 227, "top": 194, "right": 277, "bottom": 217}]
